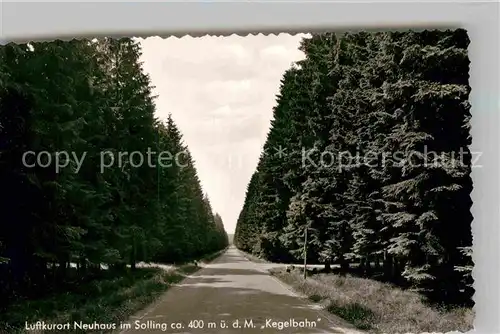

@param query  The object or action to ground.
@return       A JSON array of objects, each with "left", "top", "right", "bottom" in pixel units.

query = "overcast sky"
[{"left": 137, "top": 34, "right": 307, "bottom": 234}]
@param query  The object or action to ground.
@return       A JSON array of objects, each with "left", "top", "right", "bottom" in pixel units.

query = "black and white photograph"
[{"left": 0, "top": 28, "right": 476, "bottom": 334}]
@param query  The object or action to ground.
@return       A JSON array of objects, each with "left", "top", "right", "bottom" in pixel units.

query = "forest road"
[{"left": 118, "top": 246, "right": 364, "bottom": 334}]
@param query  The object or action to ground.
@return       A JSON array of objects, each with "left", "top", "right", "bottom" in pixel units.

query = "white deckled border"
[{"left": 1, "top": 1, "right": 498, "bottom": 333}]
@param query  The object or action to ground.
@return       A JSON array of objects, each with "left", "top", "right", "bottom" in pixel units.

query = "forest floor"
[
  {"left": 0, "top": 248, "right": 227, "bottom": 334},
  {"left": 268, "top": 267, "right": 474, "bottom": 333}
]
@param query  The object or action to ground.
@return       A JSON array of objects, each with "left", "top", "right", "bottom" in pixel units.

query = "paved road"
[{"left": 118, "top": 246, "right": 364, "bottom": 334}]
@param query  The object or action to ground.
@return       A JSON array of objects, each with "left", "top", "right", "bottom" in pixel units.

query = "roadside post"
[{"left": 303, "top": 225, "right": 308, "bottom": 280}]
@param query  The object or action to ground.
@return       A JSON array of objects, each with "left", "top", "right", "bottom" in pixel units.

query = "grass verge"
[
  {"left": 0, "top": 250, "right": 225, "bottom": 334},
  {"left": 269, "top": 268, "right": 474, "bottom": 334}
]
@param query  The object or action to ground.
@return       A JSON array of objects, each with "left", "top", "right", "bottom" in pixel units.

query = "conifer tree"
[
  {"left": 234, "top": 29, "right": 473, "bottom": 305},
  {"left": 0, "top": 38, "right": 228, "bottom": 308}
]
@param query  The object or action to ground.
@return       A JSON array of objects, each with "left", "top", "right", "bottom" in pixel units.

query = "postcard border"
[{"left": 1, "top": 1, "right": 499, "bottom": 333}]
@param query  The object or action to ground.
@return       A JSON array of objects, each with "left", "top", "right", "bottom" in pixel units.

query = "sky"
[{"left": 137, "top": 34, "right": 308, "bottom": 234}]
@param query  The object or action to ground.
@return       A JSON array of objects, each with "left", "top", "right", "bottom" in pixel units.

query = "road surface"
[{"left": 118, "top": 246, "right": 364, "bottom": 334}]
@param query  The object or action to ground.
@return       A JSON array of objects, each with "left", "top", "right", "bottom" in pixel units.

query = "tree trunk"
[
  {"left": 364, "top": 256, "right": 372, "bottom": 276},
  {"left": 374, "top": 255, "right": 381, "bottom": 270},
  {"left": 80, "top": 258, "right": 87, "bottom": 275},
  {"left": 130, "top": 237, "right": 137, "bottom": 271},
  {"left": 340, "top": 256, "right": 349, "bottom": 275},
  {"left": 58, "top": 260, "right": 66, "bottom": 276},
  {"left": 393, "top": 258, "right": 403, "bottom": 283},
  {"left": 383, "top": 251, "right": 393, "bottom": 281}
]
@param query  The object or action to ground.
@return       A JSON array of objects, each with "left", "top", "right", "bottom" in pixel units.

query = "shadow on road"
[
  {"left": 126, "top": 273, "right": 353, "bottom": 333},
  {"left": 132, "top": 284, "right": 343, "bottom": 334},
  {"left": 120, "top": 248, "right": 362, "bottom": 334},
  {"left": 190, "top": 267, "right": 268, "bottom": 277},
  {"left": 214, "top": 254, "right": 249, "bottom": 264}
]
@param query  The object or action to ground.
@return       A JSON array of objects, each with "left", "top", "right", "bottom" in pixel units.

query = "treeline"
[
  {"left": 234, "top": 29, "right": 473, "bottom": 305},
  {"left": 0, "top": 38, "right": 228, "bottom": 309}
]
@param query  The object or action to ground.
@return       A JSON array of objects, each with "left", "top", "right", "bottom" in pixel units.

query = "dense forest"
[
  {"left": 0, "top": 38, "right": 228, "bottom": 311},
  {"left": 234, "top": 29, "right": 474, "bottom": 306}
]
